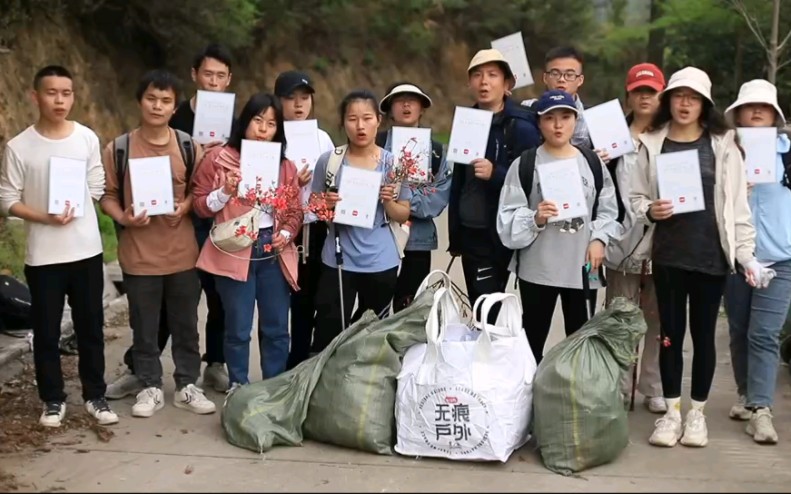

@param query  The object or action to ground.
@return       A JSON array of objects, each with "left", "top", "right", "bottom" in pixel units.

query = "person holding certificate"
[
  {"left": 603, "top": 63, "right": 667, "bottom": 415},
  {"left": 273, "top": 70, "right": 336, "bottom": 370},
  {"left": 497, "top": 90, "right": 618, "bottom": 364},
  {"left": 107, "top": 44, "right": 237, "bottom": 400},
  {"left": 630, "top": 67, "right": 769, "bottom": 448},
  {"left": 447, "top": 49, "right": 541, "bottom": 313},
  {"left": 376, "top": 82, "right": 452, "bottom": 313},
  {"left": 101, "top": 70, "right": 215, "bottom": 419},
  {"left": 0, "top": 65, "right": 118, "bottom": 428},
  {"left": 192, "top": 93, "right": 302, "bottom": 391},
  {"left": 310, "top": 90, "right": 412, "bottom": 353},
  {"left": 722, "top": 79, "right": 790, "bottom": 444}
]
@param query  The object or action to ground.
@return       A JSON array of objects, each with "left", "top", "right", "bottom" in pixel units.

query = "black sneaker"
[{"left": 39, "top": 401, "right": 66, "bottom": 427}]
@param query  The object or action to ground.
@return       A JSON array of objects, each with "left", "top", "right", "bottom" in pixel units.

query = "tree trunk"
[
  {"left": 647, "top": 0, "right": 665, "bottom": 67},
  {"left": 735, "top": 30, "right": 744, "bottom": 93},
  {"left": 769, "top": 0, "right": 780, "bottom": 83}
]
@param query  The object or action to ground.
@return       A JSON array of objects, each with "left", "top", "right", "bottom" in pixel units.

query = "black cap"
[{"left": 274, "top": 71, "right": 315, "bottom": 97}]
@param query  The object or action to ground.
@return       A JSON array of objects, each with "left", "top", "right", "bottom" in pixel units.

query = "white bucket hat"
[
  {"left": 725, "top": 79, "right": 786, "bottom": 126},
  {"left": 660, "top": 66, "right": 713, "bottom": 104}
]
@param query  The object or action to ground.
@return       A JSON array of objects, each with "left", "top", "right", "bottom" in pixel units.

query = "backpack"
[
  {"left": 324, "top": 145, "right": 407, "bottom": 259},
  {"left": 782, "top": 150, "right": 791, "bottom": 192},
  {"left": 517, "top": 146, "right": 605, "bottom": 220},
  {"left": 375, "top": 130, "right": 443, "bottom": 177},
  {"left": 111, "top": 129, "right": 196, "bottom": 234},
  {"left": 607, "top": 158, "right": 627, "bottom": 223},
  {"left": 0, "top": 275, "right": 32, "bottom": 332}
]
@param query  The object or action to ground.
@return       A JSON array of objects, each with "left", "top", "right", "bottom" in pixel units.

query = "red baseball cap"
[{"left": 626, "top": 63, "right": 666, "bottom": 92}]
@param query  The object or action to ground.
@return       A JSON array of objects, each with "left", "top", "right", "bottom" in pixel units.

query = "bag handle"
[
  {"left": 416, "top": 287, "right": 454, "bottom": 384},
  {"left": 476, "top": 292, "right": 523, "bottom": 339},
  {"left": 415, "top": 270, "right": 453, "bottom": 297}
]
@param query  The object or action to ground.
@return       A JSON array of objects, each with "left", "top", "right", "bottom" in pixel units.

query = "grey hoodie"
[{"left": 497, "top": 145, "right": 619, "bottom": 289}]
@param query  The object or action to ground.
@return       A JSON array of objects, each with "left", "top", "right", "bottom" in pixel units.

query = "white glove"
[{"left": 743, "top": 260, "right": 776, "bottom": 289}]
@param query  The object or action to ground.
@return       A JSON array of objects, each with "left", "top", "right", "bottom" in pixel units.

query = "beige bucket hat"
[
  {"left": 725, "top": 79, "right": 786, "bottom": 126},
  {"left": 661, "top": 66, "right": 713, "bottom": 103},
  {"left": 467, "top": 48, "right": 515, "bottom": 81}
]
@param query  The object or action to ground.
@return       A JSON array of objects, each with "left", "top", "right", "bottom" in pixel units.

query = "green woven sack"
[
  {"left": 533, "top": 297, "right": 647, "bottom": 475},
  {"left": 302, "top": 290, "right": 435, "bottom": 454},
  {"left": 221, "top": 289, "right": 434, "bottom": 454}
]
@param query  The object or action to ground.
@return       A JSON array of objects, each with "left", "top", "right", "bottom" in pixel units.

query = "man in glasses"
[{"left": 523, "top": 46, "right": 590, "bottom": 150}]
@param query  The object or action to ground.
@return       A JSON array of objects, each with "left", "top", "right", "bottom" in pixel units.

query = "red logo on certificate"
[
  {"left": 352, "top": 210, "right": 358, "bottom": 217},
  {"left": 679, "top": 197, "right": 686, "bottom": 203},
  {"left": 463, "top": 149, "right": 469, "bottom": 155},
  {"left": 563, "top": 203, "right": 569, "bottom": 209},
  {"left": 210, "top": 131, "right": 216, "bottom": 137},
  {"left": 151, "top": 199, "right": 158, "bottom": 206}
]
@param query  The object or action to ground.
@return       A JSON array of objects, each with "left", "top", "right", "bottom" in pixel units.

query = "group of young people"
[{"left": 1, "top": 40, "right": 788, "bottom": 452}]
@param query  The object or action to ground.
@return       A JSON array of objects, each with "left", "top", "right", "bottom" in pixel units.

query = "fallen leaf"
[
  {"left": 180, "top": 429, "right": 188, "bottom": 434},
  {"left": 184, "top": 465, "right": 194, "bottom": 475}
]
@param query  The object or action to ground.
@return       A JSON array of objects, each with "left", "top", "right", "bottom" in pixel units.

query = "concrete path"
[{"left": 2, "top": 215, "right": 791, "bottom": 492}]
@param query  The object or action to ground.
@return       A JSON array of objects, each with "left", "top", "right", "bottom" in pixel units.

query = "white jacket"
[{"left": 629, "top": 125, "right": 756, "bottom": 271}]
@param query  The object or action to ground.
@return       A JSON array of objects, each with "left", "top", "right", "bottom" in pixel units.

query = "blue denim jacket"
[{"left": 384, "top": 129, "right": 452, "bottom": 251}]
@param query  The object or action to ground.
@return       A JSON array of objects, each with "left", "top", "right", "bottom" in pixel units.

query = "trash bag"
[
  {"left": 533, "top": 297, "right": 647, "bottom": 475},
  {"left": 221, "top": 288, "right": 435, "bottom": 454},
  {"left": 302, "top": 289, "right": 436, "bottom": 455}
]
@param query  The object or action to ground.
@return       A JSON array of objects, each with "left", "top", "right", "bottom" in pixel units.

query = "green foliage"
[
  {"left": 0, "top": 220, "right": 26, "bottom": 279},
  {"left": 96, "top": 205, "right": 118, "bottom": 263}
]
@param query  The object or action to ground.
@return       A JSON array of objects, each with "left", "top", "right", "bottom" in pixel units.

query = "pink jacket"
[{"left": 191, "top": 145, "right": 303, "bottom": 289}]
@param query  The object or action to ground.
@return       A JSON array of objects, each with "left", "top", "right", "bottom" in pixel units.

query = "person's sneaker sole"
[
  {"left": 132, "top": 401, "right": 164, "bottom": 418},
  {"left": 90, "top": 413, "right": 119, "bottom": 426},
  {"left": 729, "top": 409, "right": 752, "bottom": 421},
  {"left": 746, "top": 423, "right": 779, "bottom": 444},
  {"left": 680, "top": 435, "right": 708, "bottom": 447},
  {"left": 649, "top": 435, "right": 680, "bottom": 447},
  {"left": 173, "top": 400, "right": 216, "bottom": 415},
  {"left": 39, "top": 418, "right": 63, "bottom": 428}
]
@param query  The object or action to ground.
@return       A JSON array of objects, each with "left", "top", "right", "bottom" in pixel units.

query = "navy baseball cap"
[
  {"left": 535, "top": 90, "right": 578, "bottom": 115},
  {"left": 274, "top": 71, "right": 315, "bottom": 98}
]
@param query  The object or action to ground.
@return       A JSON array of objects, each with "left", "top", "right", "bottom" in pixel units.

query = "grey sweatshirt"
[{"left": 496, "top": 145, "right": 619, "bottom": 289}]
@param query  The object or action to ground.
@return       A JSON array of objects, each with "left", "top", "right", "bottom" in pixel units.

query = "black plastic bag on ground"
[
  {"left": 533, "top": 297, "right": 647, "bottom": 475},
  {"left": 221, "top": 289, "right": 434, "bottom": 453}
]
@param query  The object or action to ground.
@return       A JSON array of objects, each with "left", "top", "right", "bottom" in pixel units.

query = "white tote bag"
[{"left": 395, "top": 292, "right": 537, "bottom": 462}]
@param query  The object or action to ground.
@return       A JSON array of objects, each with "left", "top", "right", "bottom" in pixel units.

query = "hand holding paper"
[
  {"left": 583, "top": 99, "right": 635, "bottom": 160},
  {"left": 737, "top": 127, "right": 777, "bottom": 184},
  {"left": 655, "top": 149, "right": 705, "bottom": 215},
  {"left": 446, "top": 107, "right": 493, "bottom": 165},
  {"left": 536, "top": 158, "right": 588, "bottom": 222},
  {"left": 128, "top": 156, "right": 175, "bottom": 217},
  {"left": 48, "top": 156, "right": 87, "bottom": 218}
]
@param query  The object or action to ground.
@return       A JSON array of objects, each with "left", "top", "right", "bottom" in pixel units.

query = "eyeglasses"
[{"left": 545, "top": 69, "right": 583, "bottom": 81}]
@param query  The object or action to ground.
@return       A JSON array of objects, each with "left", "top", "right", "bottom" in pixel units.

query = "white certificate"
[
  {"left": 193, "top": 90, "right": 235, "bottom": 144},
  {"left": 239, "top": 140, "right": 282, "bottom": 196},
  {"left": 536, "top": 158, "right": 588, "bottom": 222},
  {"left": 128, "top": 156, "right": 174, "bottom": 216},
  {"left": 656, "top": 150, "right": 705, "bottom": 215},
  {"left": 737, "top": 127, "right": 777, "bottom": 184},
  {"left": 583, "top": 99, "right": 635, "bottom": 159},
  {"left": 446, "top": 107, "right": 493, "bottom": 165},
  {"left": 334, "top": 167, "right": 382, "bottom": 229},
  {"left": 284, "top": 120, "right": 322, "bottom": 172},
  {"left": 491, "top": 31, "right": 534, "bottom": 89},
  {"left": 391, "top": 126, "right": 432, "bottom": 182},
  {"left": 48, "top": 156, "right": 87, "bottom": 217}
]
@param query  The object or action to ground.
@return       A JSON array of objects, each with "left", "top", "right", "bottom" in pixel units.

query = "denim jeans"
[
  {"left": 214, "top": 228, "right": 291, "bottom": 385},
  {"left": 724, "top": 259, "right": 791, "bottom": 408}
]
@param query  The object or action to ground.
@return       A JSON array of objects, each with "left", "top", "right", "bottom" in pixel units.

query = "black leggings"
[
  {"left": 393, "top": 250, "right": 432, "bottom": 313},
  {"left": 312, "top": 266, "right": 398, "bottom": 353},
  {"left": 518, "top": 280, "right": 589, "bottom": 364},
  {"left": 653, "top": 264, "right": 726, "bottom": 401}
]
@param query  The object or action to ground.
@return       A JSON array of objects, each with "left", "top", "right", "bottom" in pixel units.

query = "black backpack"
[
  {"left": 111, "top": 129, "right": 196, "bottom": 235},
  {"left": 781, "top": 150, "right": 791, "bottom": 192},
  {"left": 375, "top": 130, "right": 443, "bottom": 177},
  {"left": 517, "top": 145, "right": 605, "bottom": 220},
  {"left": 0, "top": 275, "right": 32, "bottom": 331}
]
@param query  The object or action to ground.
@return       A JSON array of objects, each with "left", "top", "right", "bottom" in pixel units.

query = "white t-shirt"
[{"left": 0, "top": 123, "right": 105, "bottom": 266}]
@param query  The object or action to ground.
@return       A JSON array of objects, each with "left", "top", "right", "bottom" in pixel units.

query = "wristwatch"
[{"left": 279, "top": 229, "right": 292, "bottom": 241}]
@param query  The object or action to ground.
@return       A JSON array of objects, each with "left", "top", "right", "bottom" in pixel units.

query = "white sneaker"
[
  {"left": 202, "top": 363, "right": 230, "bottom": 393},
  {"left": 649, "top": 414, "right": 683, "bottom": 447},
  {"left": 680, "top": 409, "right": 708, "bottom": 447},
  {"left": 39, "top": 401, "right": 66, "bottom": 428},
  {"left": 644, "top": 396, "right": 668, "bottom": 414},
  {"left": 106, "top": 370, "right": 144, "bottom": 400},
  {"left": 746, "top": 408, "right": 778, "bottom": 444},
  {"left": 729, "top": 395, "right": 752, "bottom": 421},
  {"left": 174, "top": 384, "right": 216, "bottom": 415},
  {"left": 132, "top": 387, "right": 164, "bottom": 418},
  {"left": 85, "top": 397, "right": 119, "bottom": 425}
]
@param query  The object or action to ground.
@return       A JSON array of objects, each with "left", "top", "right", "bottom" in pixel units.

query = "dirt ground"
[{"left": 0, "top": 312, "right": 129, "bottom": 491}]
